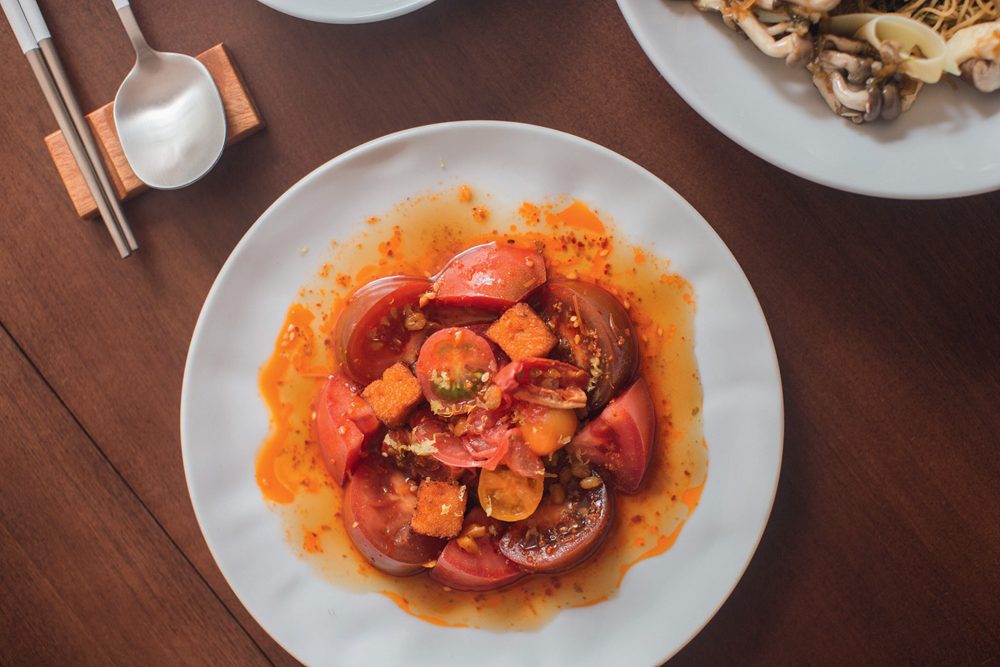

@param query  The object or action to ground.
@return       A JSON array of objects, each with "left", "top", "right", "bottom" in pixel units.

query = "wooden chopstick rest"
[{"left": 44, "top": 43, "right": 264, "bottom": 220}]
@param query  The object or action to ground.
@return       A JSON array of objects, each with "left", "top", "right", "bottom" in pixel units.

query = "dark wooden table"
[{"left": 1, "top": 0, "right": 998, "bottom": 664}]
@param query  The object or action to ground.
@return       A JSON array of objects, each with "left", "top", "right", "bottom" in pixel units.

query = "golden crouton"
[
  {"left": 411, "top": 480, "right": 467, "bottom": 538},
  {"left": 486, "top": 303, "right": 557, "bottom": 360},
  {"left": 362, "top": 362, "right": 423, "bottom": 426}
]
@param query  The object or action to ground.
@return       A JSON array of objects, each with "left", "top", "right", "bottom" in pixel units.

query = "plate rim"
[
  {"left": 180, "top": 120, "right": 785, "bottom": 666},
  {"left": 616, "top": 0, "right": 1000, "bottom": 200},
  {"left": 255, "top": 0, "right": 436, "bottom": 24}
]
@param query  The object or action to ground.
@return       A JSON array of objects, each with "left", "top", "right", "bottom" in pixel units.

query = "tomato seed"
[{"left": 463, "top": 524, "right": 487, "bottom": 539}]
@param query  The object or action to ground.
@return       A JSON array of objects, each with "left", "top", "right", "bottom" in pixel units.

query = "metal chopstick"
[{"left": 1, "top": 0, "right": 132, "bottom": 258}]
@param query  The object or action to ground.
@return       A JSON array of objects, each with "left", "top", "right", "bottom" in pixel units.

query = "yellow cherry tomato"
[
  {"left": 518, "top": 405, "right": 578, "bottom": 456},
  {"left": 478, "top": 467, "right": 544, "bottom": 522}
]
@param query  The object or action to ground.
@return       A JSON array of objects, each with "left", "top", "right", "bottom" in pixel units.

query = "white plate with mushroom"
[
  {"left": 617, "top": 0, "right": 1000, "bottom": 199},
  {"left": 256, "top": 0, "right": 435, "bottom": 23}
]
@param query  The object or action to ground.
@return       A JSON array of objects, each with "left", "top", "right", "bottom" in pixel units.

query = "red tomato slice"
[
  {"left": 463, "top": 425, "right": 511, "bottom": 471},
  {"left": 410, "top": 414, "right": 480, "bottom": 469},
  {"left": 415, "top": 328, "right": 497, "bottom": 412},
  {"left": 379, "top": 427, "right": 464, "bottom": 482},
  {"left": 493, "top": 357, "right": 589, "bottom": 409},
  {"left": 502, "top": 429, "right": 546, "bottom": 478},
  {"left": 315, "top": 374, "right": 382, "bottom": 485},
  {"left": 538, "top": 280, "right": 638, "bottom": 414},
  {"left": 498, "top": 473, "right": 612, "bottom": 573},
  {"left": 335, "top": 275, "right": 431, "bottom": 385},
  {"left": 432, "top": 242, "right": 546, "bottom": 310},
  {"left": 430, "top": 509, "right": 524, "bottom": 591},
  {"left": 343, "top": 457, "right": 446, "bottom": 576},
  {"left": 568, "top": 378, "right": 655, "bottom": 493}
]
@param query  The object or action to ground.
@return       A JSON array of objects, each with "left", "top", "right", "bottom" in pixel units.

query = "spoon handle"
[{"left": 113, "top": 0, "right": 153, "bottom": 61}]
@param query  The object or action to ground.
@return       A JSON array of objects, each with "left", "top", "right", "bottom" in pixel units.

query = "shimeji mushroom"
[
  {"left": 946, "top": 22, "right": 1000, "bottom": 93},
  {"left": 693, "top": 0, "right": 814, "bottom": 66},
  {"left": 808, "top": 35, "right": 921, "bottom": 123}
]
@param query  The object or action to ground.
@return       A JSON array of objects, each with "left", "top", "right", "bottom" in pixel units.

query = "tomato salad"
[{"left": 316, "top": 241, "right": 655, "bottom": 591}]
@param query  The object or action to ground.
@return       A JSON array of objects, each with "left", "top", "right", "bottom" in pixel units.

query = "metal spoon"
[{"left": 112, "top": 0, "right": 226, "bottom": 190}]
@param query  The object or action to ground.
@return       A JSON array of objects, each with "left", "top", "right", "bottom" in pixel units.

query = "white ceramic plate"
[
  {"left": 181, "top": 121, "right": 783, "bottom": 666},
  {"left": 256, "top": 0, "right": 435, "bottom": 23},
  {"left": 618, "top": 0, "right": 1000, "bottom": 199}
]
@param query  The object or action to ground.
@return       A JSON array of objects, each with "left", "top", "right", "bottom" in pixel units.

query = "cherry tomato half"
[
  {"left": 538, "top": 280, "right": 638, "bottom": 413},
  {"left": 315, "top": 374, "right": 383, "bottom": 485},
  {"left": 430, "top": 508, "right": 525, "bottom": 592},
  {"left": 478, "top": 466, "right": 545, "bottom": 522},
  {"left": 335, "top": 275, "right": 431, "bottom": 385},
  {"left": 568, "top": 378, "right": 655, "bottom": 493},
  {"left": 432, "top": 242, "right": 547, "bottom": 311},
  {"left": 343, "top": 457, "right": 445, "bottom": 576},
  {"left": 415, "top": 328, "right": 497, "bottom": 413},
  {"left": 410, "top": 413, "right": 482, "bottom": 469},
  {"left": 516, "top": 402, "right": 578, "bottom": 456},
  {"left": 493, "top": 357, "right": 589, "bottom": 409},
  {"left": 498, "top": 472, "right": 612, "bottom": 573}
]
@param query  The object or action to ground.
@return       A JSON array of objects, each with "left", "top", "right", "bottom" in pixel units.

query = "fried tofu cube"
[
  {"left": 362, "top": 362, "right": 423, "bottom": 426},
  {"left": 486, "top": 303, "right": 557, "bottom": 360},
  {"left": 411, "top": 481, "right": 467, "bottom": 538}
]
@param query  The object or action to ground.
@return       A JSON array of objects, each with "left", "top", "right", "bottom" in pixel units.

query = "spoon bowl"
[{"left": 112, "top": 0, "right": 226, "bottom": 190}]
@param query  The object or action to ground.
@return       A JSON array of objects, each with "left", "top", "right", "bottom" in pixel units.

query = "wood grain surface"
[
  {"left": 0, "top": 1, "right": 997, "bottom": 665},
  {"left": 44, "top": 43, "right": 264, "bottom": 219}
]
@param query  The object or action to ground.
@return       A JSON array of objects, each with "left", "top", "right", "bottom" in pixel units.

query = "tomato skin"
[
  {"left": 315, "top": 374, "right": 383, "bottom": 485},
  {"left": 498, "top": 473, "right": 612, "bottom": 573},
  {"left": 415, "top": 328, "right": 497, "bottom": 411},
  {"left": 493, "top": 357, "right": 589, "bottom": 409},
  {"left": 433, "top": 242, "right": 546, "bottom": 310},
  {"left": 343, "top": 457, "right": 446, "bottom": 576},
  {"left": 335, "top": 276, "right": 432, "bottom": 385},
  {"left": 430, "top": 509, "right": 525, "bottom": 591},
  {"left": 568, "top": 378, "right": 655, "bottom": 493},
  {"left": 538, "top": 280, "right": 638, "bottom": 413}
]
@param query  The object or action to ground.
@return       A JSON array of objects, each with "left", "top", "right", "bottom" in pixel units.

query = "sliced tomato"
[
  {"left": 461, "top": 403, "right": 514, "bottom": 470},
  {"left": 315, "top": 374, "right": 383, "bottom": 485},
  {"left": 432, "top": 242, "right": 546, "bottom": 310},
  {"left": 335, "top": 275, "right": 431, "bottom": 385},
  {"left": 515, "top": 402, "right": 578, "bottom": 456},
  {"left": 415, "top": 328, "right": 497, "bottom": 413},
  {"left": 538, "top": 280, "right": 638, "bottom": 413},
  {"left": 379, "top": 428, "right": 463, "bottom": 482},
  {"left": 343, "top": 457, "right": 446, "bottom": 576},
  {"left": 429, "top": 509, "right": 525, "bottom": 591},
  {"left": 493, "top": 357, "right": 588, "bottom": 409},
  {"left": 568, "top": 378, "right": 655, "bottom": 493},
  {"left": 463, "top": 426, "right": 511, "bottom": 471},
  {"left": 498, "top": 472, "right": 612, "bottom": 573},
  {"left": 410, "top": 413, "right": 481, "bottom": 469},
  {"left": 502, "top": 429, "right": 546, "bottom": 478},
  {"left": 478, "top": 467, "right": 545, "bottom": 522}
]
